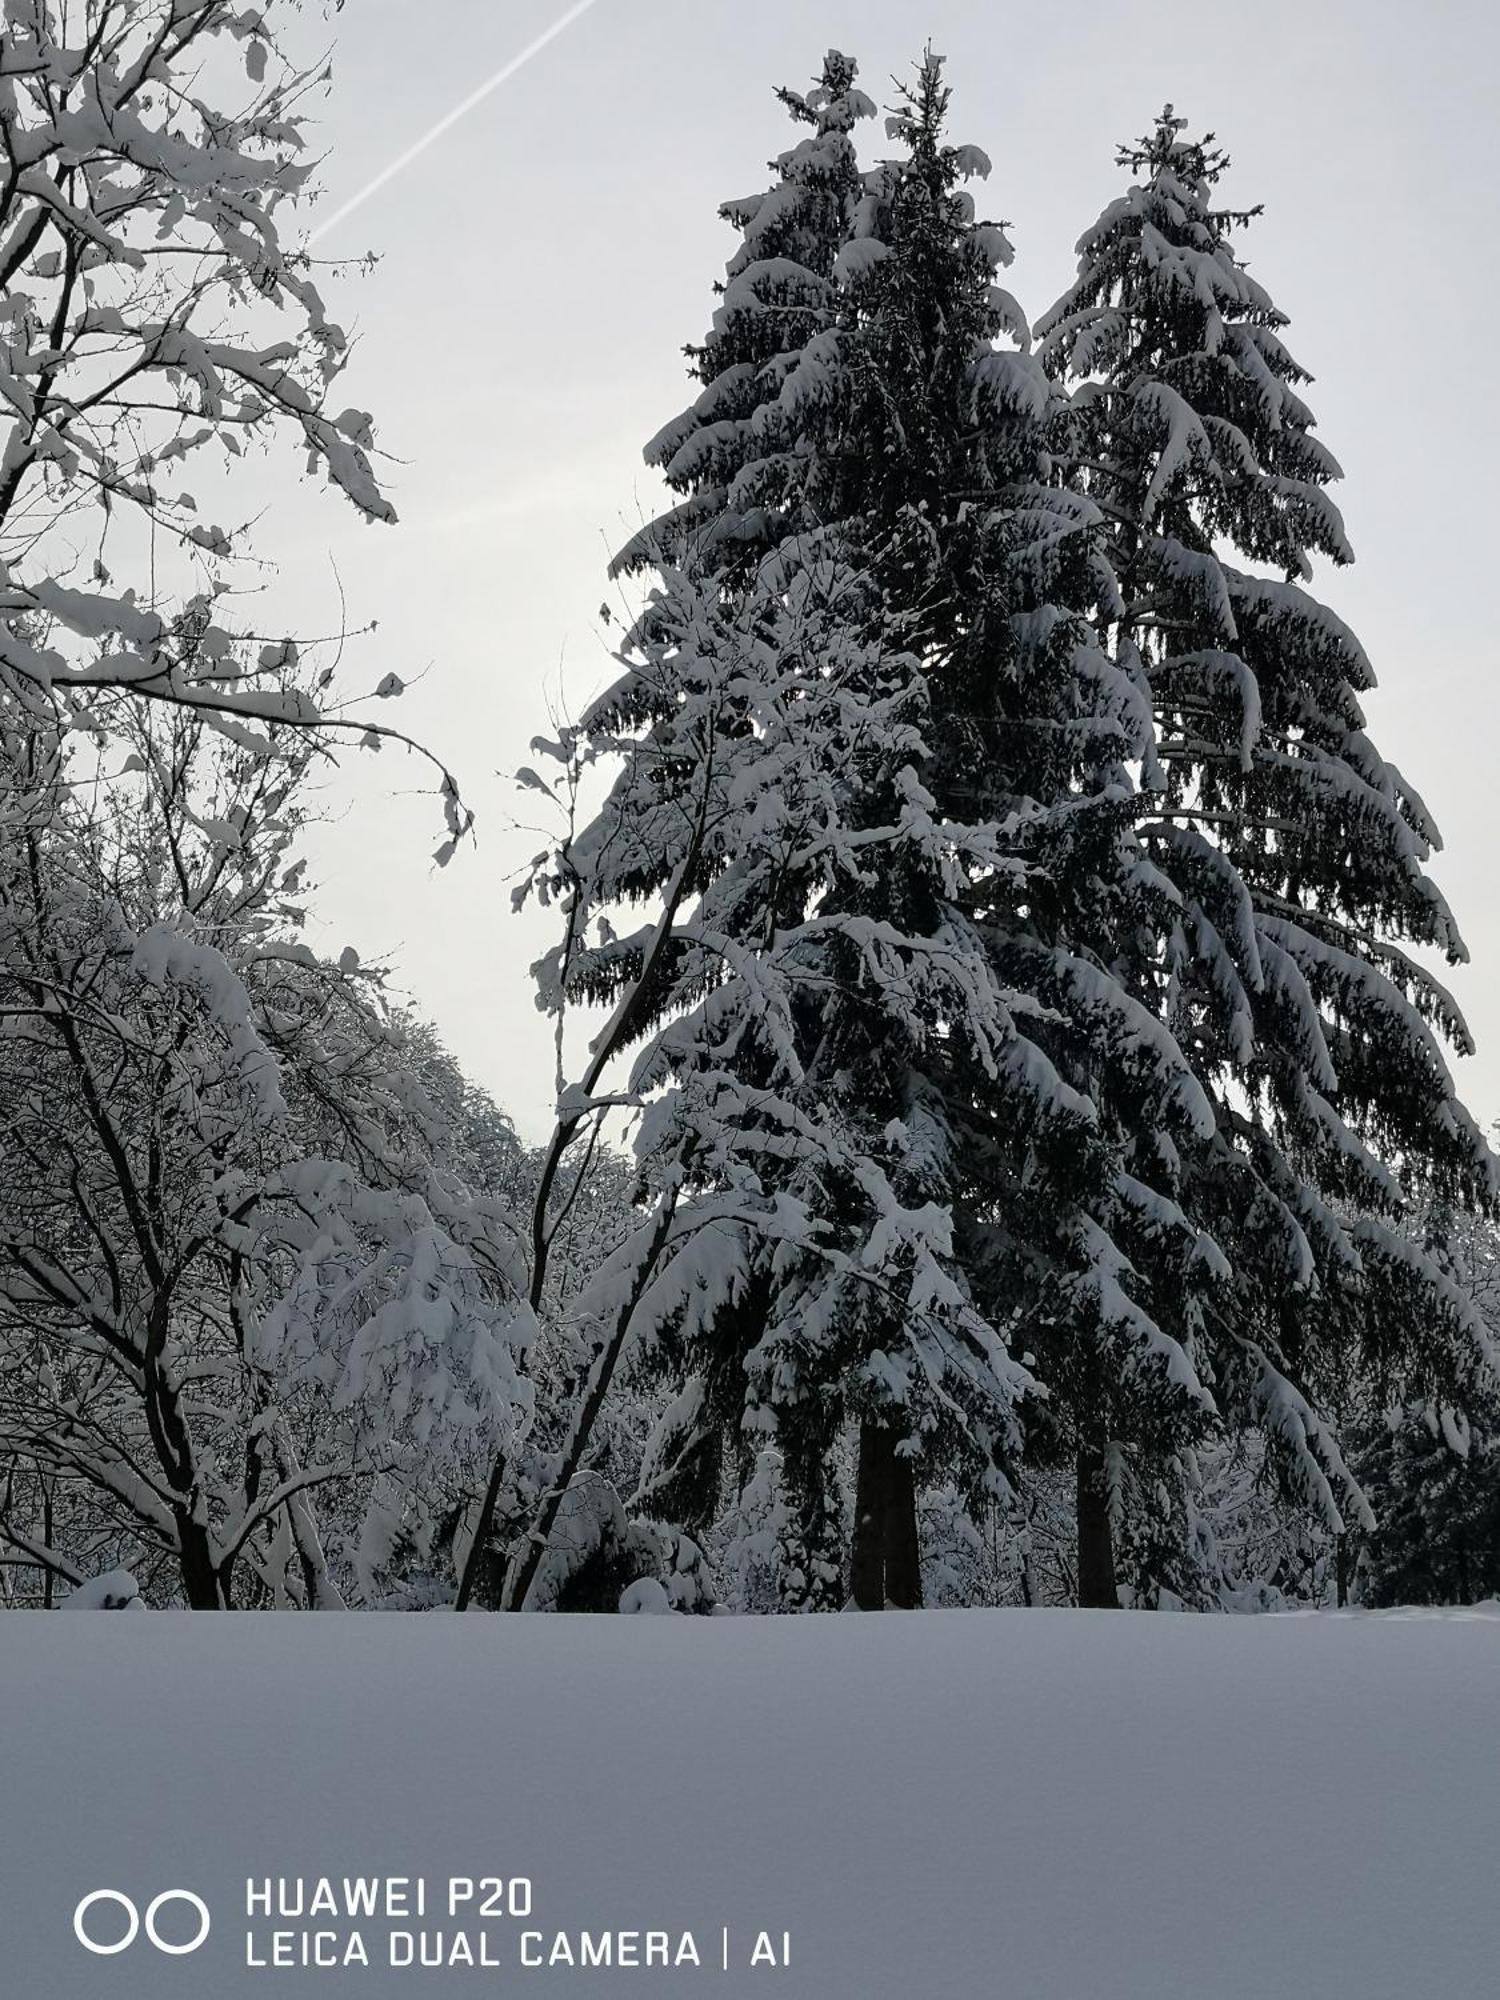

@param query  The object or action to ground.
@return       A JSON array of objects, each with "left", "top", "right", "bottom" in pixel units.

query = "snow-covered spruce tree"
[
  {"left": 586, "top": 52, "right": 1231, "bottom": 1611},
  {"left": 501, "top": 544, "right": 1041, "bottom": 1611},
  {"left": 1037, "top": 108, "right": 1496, "bottom": 1598}
]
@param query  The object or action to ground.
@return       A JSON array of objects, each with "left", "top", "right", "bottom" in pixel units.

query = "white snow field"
[{"left": 3, "top": 1605, "right": 1498, "bottom": 1997}]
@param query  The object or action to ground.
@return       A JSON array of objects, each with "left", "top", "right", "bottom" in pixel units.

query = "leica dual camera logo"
[{"left": 72, "top": 1889, "right": 211, "bottom": 1957}]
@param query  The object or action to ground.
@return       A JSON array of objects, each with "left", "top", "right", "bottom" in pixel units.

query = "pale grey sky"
[{"left": 264, "top": 0, "right": 1500, "bottom": 1141}]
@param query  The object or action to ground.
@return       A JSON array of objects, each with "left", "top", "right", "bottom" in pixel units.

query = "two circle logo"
[{"left": 73, "top": 1890, "right": 211, "bottom": 1956}]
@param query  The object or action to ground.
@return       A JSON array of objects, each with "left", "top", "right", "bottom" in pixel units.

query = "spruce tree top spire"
[
  {"left": 779, "top": 47, "right": 865, "bottom": 129},
  {"left": 1128, "top": 103, "right": 1210, "bottom": 175},
  {"left": 1115, "top": 105, "right": 1261, "bottom": 233},
  {"left": 884, "top": 42, "right": 952, "bottom": 151}
]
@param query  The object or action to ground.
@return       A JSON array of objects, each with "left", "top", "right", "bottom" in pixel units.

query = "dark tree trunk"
[
  {"left": 883, "top": 1447, "right": 923, "bottom": 1609},
  {"left": 177, "top": 1511, "right": 227, "bottom": 1609},
  {"left": 851, "top": 1424, "right": 923, "bottom": 1609},
  {"left": 1076, "top": 1438, "right": 1118, "bottom": 1609},
  {"left": 850, "top": 1422, "right": 890, "bottom": 1610}
]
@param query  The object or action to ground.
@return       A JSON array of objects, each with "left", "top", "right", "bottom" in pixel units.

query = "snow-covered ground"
[{"left": 3, "top": 1606, "right": 1497, "bottom": 1996}]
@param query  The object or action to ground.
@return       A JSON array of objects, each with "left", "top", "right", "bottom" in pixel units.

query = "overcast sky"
[{"left": 264, "top": 0, "right": 1500, "bottom": 1142}]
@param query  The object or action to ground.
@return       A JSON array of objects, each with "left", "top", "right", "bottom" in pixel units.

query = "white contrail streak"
[{"left": 306, "top": 0, "right": 603, "bottom": 246}]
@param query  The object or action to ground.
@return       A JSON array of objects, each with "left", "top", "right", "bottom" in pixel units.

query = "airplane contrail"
[{"left": 306, "top": 0, "right": 603, "bottom": 247}]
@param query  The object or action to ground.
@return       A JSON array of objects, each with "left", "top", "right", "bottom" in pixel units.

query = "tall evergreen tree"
[
  {"left": 1038, "top": 109, "right": 1496, "bottom": 1597},
  {"left": 583, "top": 54, "right": 1233, "bottom": 1608},
  {"left": 527, "top": 544, "right": 1040, "bottom": 1608}
]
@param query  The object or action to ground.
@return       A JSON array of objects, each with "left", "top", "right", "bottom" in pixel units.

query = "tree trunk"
[
  {"left": 851, "top": 1425, "right": 923, "bottom": 1609},
  {"left": 883, "top": 1446, "right": 923, "bottom": 1609},
  {"left": 1076, "top": 1438, "right": 1118, "bottom": 1609},
  {"left": 177, "top": 1510, "right": 226, "bottom": 1609},
  {"left": 41, "top": 1482, "right": 54, "bottom": 1611},
  {"left": 851, "top": 1422, "right": 890, "bottom": 1609}
]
